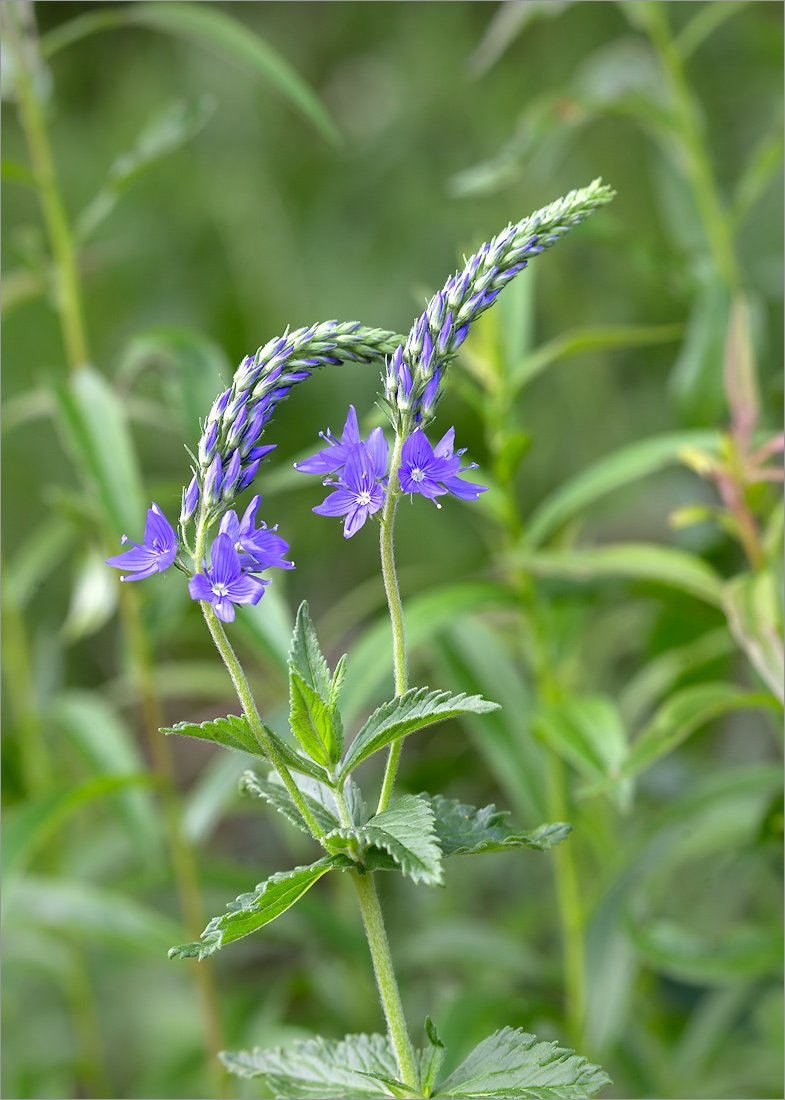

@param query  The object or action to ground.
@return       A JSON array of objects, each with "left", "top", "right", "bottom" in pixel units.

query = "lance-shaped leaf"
[
  {"left": 419, "top": 1017, "right": 447, "bottom": 1098},
  {"left": 289, "top": 601, "right": 332, "bottom": 701},
  {"left": 326, "top": 794, "right": 444, "bottom": 886},
  {"left": 426, "top": 794, "right": 571, "bottom": 858},
  {"left": 433, "top": 1027, "right": 610, "bottom": 1098},
  {"left": 339, "top": 688, "right": 500, "bottom": 780},
  {"left": 221, "top": 1032, "right": 398, "bottom": 1098},
  {"left": 240, "top": 770, "right": 339, "bottom": 836},
  {"left": 161, "top": 713, "right": 330, "bottom": 783},
  {"left": 168, "top": 855, "right": 351, "bottom": 960},
  {"left": 289, "top": 672, "right": 344, "bottom": 766},
  {"left": 723, "top": 570, "right": 784, "bottom": 702}
]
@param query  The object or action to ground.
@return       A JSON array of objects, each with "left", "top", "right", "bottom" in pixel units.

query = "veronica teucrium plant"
[{"left": 107, "top": 180, "right": 614, "bottom": 1099}]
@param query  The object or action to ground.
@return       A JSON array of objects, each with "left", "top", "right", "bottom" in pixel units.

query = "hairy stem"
[
  {"left": 193, "top": 516, "right": 325, "bottom": 839},
  {"left": 351, "top": 870, "right": 420, "bottom": 1093},
  {"left": 377, "top": 431, "right": 408, "bottom": 814}
]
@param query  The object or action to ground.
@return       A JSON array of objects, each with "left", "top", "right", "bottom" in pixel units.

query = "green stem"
[
  {"left": 193, "top": 512, "right": 325, "bottom": 839},
  {"left": 351, "top": 870, "right": 420, "bottom": 1094},
  {"left": 547, "top": 751, "right": 586, "bottom": 1047},
  {"left": 377, "top": 431, "right": 408, "bottom": 814},
  {"left": 2, "top": 2, "right": 89, "bottom": 369}
]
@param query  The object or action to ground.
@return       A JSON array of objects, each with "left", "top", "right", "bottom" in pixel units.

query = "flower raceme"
[{"left": 297, "top": 414, "right": 487, "bottom": 536}]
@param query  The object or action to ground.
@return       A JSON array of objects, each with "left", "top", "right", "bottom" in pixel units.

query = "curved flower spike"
[
  {"left": 106, "top": 503, "right": 178, "bottom": 581},
  {"left": 188, "top": 534, "right": 268, "bottom": 623}
]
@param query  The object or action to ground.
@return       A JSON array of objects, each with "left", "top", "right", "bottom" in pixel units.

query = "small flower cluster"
[
  {"left": 107, "top": 496, "right": 294, "bottom": 623},
  {"left": 385, "top": 178, "right": 614, "bottom": 428},
  {"left": 295, "top": 406, "right": 486, "bottom": 537}
]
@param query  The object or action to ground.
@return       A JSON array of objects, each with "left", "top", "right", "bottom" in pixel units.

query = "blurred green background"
[{"left": 2, "top": 2, "right": 783, "bottom": 1098}]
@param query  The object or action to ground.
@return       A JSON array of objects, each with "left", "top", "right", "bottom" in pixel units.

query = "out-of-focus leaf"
[
  {"left": 3, "top": 875, "right": 182, "bottom": 952},
  {"left": 511, "top": 322, "right": 683, "bottom": 392},
  {"left": 61, "top": 545, "right": 119, "bottom": 641},
  {"left": 169, "top": 855, "right": 351, "bottom": 960},
  {"left": 0, "top": 266, "right": 49, "bottom": 317},
  {"left": 41, "top": 2, "right": 341, "bottom": 145},
  {"left": 622, "top": 683, "right": 777, "bottom": 780},
  {"left": 2, "top": 773, "right": 155, "bottom": 887},
  {"left": 723, "top": 292, "right": 759, "bottom": 442},
  {"left": 6, "top": 517, "right": 75, "bottom": 606},
  {"left": 230, "top": 573, "right": 293, "bottom": 676},
  {"left": 628, "top": 919, "right": 783, "bottom": 986},
  {"left": 1, "top": 158, "right": 37, "bottom": 187},
  {"left": 669, "top": 275, "right": 731, "bottom": 426},
  {"left": 341, "top": 580, "right": 514, "bottom": 725},
  {"left": 339, "top": 687, "right": 499, "bottom": 779},
  {"left": 221, "top": 1033, "right": 398, "bottom": 1097},
  {"left": 76, "top": 96, "right": 215, "bottom": 242},
  {"left": 618, "top": 627, "right": 735, "bottom": 727},
  {"left": 53, "top": 367, "right": 144, "bottom": 537},
  {"left": 513, "top": 543, "right": 725, "bottom": 606},
  {"left": 183, "top": 750, "right": 249, "bottom": 844},
  {"left": 427, "top": 794, "right": 570, "bottom": 857},
  {"left": 115, "top": 325, "right": 232, "bottom": 442},
  {"left": 722, "top": 570, "right": 784, "bottom": 702},
  {"left": 675, "top": 0, "right": 751, "bottom": 60},
  {"left": 241, "top": 770, "right": 339, "bottom": 837},
  {"left": 434, "top": 1026, "right": 610, "bottom": 1098},
  {"left": 434, "top": 620, "right": 547, "bottom": 822},
  {"left": 52, "top": 690, "right": 161, "bottom": 865},
  {"left": 732, "top": 115, "right": 785, "bottom": 227},
  {"left": 525, "top": 430, "right": 721, "bottom": 547},
  {"left": 328, "top": 794, "right": 444, "bottom": 886},
  {"left": 467, "top": 1, "right": 573, "bottom": 78},
  {"left": 534, "top": 694, "right": 629, "bottom": 792}
]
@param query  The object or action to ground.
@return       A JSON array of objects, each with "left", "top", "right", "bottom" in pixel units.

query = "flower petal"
[
  {"left": 365, "top": 426, "right": 389, "bottom": 479},
  {"left": 209, "top": 533, "right": 243, "bottom": 586},
  {"left": 313, "top": 488, "right": 355, "bottom": 517}
]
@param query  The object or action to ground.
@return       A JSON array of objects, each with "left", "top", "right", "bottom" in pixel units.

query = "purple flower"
[
  {"left": 188, "top": 533, "right": 268, "bottom": 623},
  {"left": 106, "top": 503, "right": 178, "bottom": 581},
  {"left": 313, "top": 443, "right": 385, "bottom": 537},
  {"left": 219, "top": 496, "right": 295, "bottom": 571},
  {"left": 399, "top": 428, "right": 487, "bottom": 503},
  {"left": 294, "top": 405, "right": 389, "bottom": 480}
]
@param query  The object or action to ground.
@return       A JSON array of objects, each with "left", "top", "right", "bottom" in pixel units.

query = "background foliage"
[{"left": 2, "top": 2, "right": 782, "bottom": 1098}]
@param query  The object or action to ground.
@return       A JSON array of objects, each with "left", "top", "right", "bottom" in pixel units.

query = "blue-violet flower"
[
  {"left": 106, "top": 503, "right": 178, "bottom": 581},
  {"left": 188, "top": 533, "right": 268, "bottom": 623},
  {"left": 313, "top": 443, "right": 385, "bottom": 537},
  {"left": 219, "top": 496, "right": 295, "bottom": 572}
]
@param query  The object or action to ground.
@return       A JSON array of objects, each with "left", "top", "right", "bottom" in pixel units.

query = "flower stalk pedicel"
[{"left": 107, "top": 182, "right": 614, "bottom": 1098}]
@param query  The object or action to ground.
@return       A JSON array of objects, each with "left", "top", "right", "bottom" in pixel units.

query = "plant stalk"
[
  {"left": 377, "top": 431, "right": 409, "bottom": 814},
  {"left": 351, "top": 870, "right": 420, "bottom": 1094}
]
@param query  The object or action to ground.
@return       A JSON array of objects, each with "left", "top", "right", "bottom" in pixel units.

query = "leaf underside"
[
  {"left": 327, "top": 794, "right": 444, "bottom": 886},
  {"left": 240, "top": 770, "right": 340, "bottom": 835},
  {"left": 427, "top": 794, "right": 571, "bottom": 857}
]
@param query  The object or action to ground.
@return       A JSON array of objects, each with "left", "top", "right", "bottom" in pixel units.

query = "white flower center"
[
  {"left": 357, "top": 490, "right": 372, "bottom": 506},
  {"left": 410, "top": 467, "right": 425, "bottom": 482},
  {"left": 212, "top": 582, "right": 229, "bottom": 596}
]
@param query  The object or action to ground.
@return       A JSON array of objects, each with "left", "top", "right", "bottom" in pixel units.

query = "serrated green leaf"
[
  {"left": 434, "top": 1027, "right": 610, "bottom": 1098},
  {"left": 328, "top": 794, "right": 444, "bottom": 886},
  {"left": 621, "top": 682, "right": 778, "bottom": 780},
  {"left": 525, "top": 430, "right": 722, "bottom": 548},
  {"left": 53, "top": 367, "right": 145, "bottom": 537},
  {"left": 240, "top": 770, "right": 339, "bottom": 836},
  {"left": 169, "top": 855, "right": 350, "bottom": 960},
  {"left": 330, "top": 653, "right": 349, "bottom": 709},
  {"left": 220, "top": 1032, "right": 398, "bottom": 1097},
  {"left": 41, "top": 2, "right": 340, "bottom": 145},
  {"left": 426, "top": 794, "right": 571, "bottom": 858},
  {"left": 722, "top": 570, "right": 784, "bottom": 702},
  {"left": 513, "top": 543, "right": 724, "bottom": 606},
  {"left": 339, "top": 687, "right": 500, "bottom": 779},
  {"left": 161, "top": 712, "right": 331, "bottom": 783},
  {"left": 289, "top": 601, "right": 332, "bottom": 701},
  {"left": 289, "top": 672, "right": 343, "bottom": 766}
]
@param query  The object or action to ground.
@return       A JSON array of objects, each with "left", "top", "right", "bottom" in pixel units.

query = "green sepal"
[
  {"left": 339, "top": 687, "right": 501, "bottom": 780},
  {"left": 288, "top": 600, "right": 332, "bottom": 702},
  {"left": 325, "top": 794, "right": 444, "bottom": 886},
  {"left": 161, "top": 713, "right": 331, "bottom": 784},
  {"left": 168, "top": 854, "right": 352, "bottom": 960},
  {"left": 426, "top": 794, "right": 572, "bottom": 857},
  {"left": 432, "top": 1026, "right": 611, "bottom": 1098},
  {"left": 240, "top": 770, "right": 340, "bottom": 836},
  {"left": 220, "top": 1032, "right": 399, "bottom": 1097}
]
